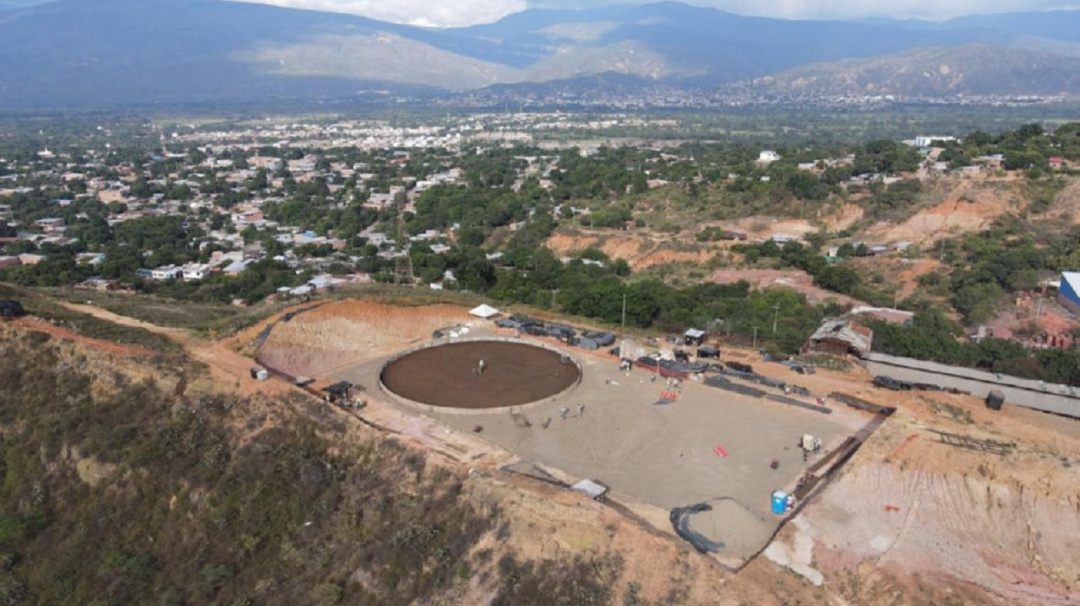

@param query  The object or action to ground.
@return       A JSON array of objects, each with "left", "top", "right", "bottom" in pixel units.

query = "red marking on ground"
[
  {"left": 886, "top": 434, "right": 919, "bottom": 462},
  {"left": 714, "top": 446, "right": 728, "bottom": 457}
]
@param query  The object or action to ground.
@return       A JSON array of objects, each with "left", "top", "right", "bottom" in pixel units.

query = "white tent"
[{"left": 469, "top": 304, "right": 501, "bottom": 319}]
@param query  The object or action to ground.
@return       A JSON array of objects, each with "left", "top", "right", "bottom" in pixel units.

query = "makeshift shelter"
[
  {"left": 803, "top": 319, "right": 872, "bottom": 357},
  {"left": 683, "top": 328, "right": 707, "bottom": 346},
  {"left": 468, "top": 304, "right": 501, "bottom": 319}
]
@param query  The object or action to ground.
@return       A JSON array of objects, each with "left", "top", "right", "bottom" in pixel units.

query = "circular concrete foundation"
[{"left": 380, "top": 339, "right": 581, "bottom": 411}]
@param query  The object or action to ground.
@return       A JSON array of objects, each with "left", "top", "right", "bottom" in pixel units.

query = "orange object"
[
  {"left": 884, "top": 505, "right": 901, "bottom": 513},
  {"left": 886, "top": 434, "right": 919, "bottom": 462}
]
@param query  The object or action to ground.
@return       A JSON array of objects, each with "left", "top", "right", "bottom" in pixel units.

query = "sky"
[{"left": 224, "top": 0, "right": 1077, "bottom": 28}]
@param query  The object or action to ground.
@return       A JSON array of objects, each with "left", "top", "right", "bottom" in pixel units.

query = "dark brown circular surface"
[{"left": 381, "top": 341, "right": 580, "bottom": 409}]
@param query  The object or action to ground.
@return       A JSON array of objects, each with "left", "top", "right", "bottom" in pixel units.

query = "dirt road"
[
  {"left": 11, "top": 316, "right": 168, "bottom": 357},
  {"left": 58, "top": 302, "right": 296, "bottom": 397}
]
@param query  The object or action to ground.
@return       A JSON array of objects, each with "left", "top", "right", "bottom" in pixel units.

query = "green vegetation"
[
  {"left": 0, "top": 283, "right": 181, "bottom": 353},
  {"left": 937, "top": 219, "right": 1080, "bottom": 324},
  {"left": 867, "top": 309, "right": 1080, "bottom": 386},
  {"left": 0, "top": 332, "right": 629, "bottom": 604},
  {"left": 937, "top": 123, "right": 1080, "bottom": 170},
  {"left": 3, "top": 116, "right": 1080, "bottom": 374},
  {"left": 43, "top": 288, "right": 248, "bottom": 330}
]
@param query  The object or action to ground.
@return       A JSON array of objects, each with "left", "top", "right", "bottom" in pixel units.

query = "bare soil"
[
  {"left": 381, "top": 340, "right": 580, "bottom": 409},
  {"left": 11, "top": 316, "right": 170, "bottom": 358},
  {"left": 41, "top": 294, "right": 1080, "bottom": 606},
  {"left": 870, "top": 180, "right": 1020, "bottom": 244},
  {"left": 708, "top": 268, "right": 866, "bottom": 306},
  {"left": 546, "top": 231, "right": 715, "bottom": 271}
]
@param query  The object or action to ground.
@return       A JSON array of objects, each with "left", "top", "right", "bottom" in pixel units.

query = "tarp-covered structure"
[
  {"left": 571, "top": 479, "right": 608, "bottom": 499},
  {"left": 468, "top": 304, "right": 501, "bottom": 319}
]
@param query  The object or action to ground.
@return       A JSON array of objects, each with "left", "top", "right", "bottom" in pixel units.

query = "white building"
[
  {"left": 758, "top": 150, "right": 782, "bottom": 164},
  {"left": 181, "top": 263, "right": 212, "bottom": 281},
  {"left": 914, "top": 136, "right": 957, "bottom": 148},
  {"left": 150, "top": 265, "right": 183, "bottom": 281}
]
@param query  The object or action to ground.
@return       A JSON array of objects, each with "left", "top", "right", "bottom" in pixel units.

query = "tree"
[
  {"left": 814, "top": 265, "right": 861, "bottom": 296},
  {"left": 456, "top": 226, "right": 486, "bottom": 248}
]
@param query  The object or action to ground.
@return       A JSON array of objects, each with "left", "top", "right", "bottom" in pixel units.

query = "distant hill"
[
  {"left": 3, "top": 0, "right": 1080, "bottom": 107},
  {"left": 744, "top": 45, "right": 1080, "bottom": 97}
]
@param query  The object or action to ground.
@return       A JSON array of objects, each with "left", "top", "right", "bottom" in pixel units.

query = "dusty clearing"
[
  {"left": 11, "top": 316, "right": 169, "bottom": 358},
  {"left": 708, "top": 268, "right": 865, "bottom": 306},
  {"left": 32, "top": 295, "right": 1080, "bottom": 605},
  {"left": 547, "top": 231, "right": 715, "bottom": 271},
  {"left": 255, "top": 300, "right": 470, "bottom": 378},
  {"left": 870, "top": 180, "right": 1021, "bottom": 244}
]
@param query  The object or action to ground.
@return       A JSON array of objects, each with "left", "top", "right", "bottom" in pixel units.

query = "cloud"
[
  {"left": 228, "top": 0, "right": 1079, "bottom": 25},
  {"left": 527, "top": 0, "right": 1078, "bottom": 21},
  {"left": 226, "top": 0, "right": 527, "bottom": 27}
]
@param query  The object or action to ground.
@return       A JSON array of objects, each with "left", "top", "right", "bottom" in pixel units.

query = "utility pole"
[
  {"left": 772, "top": 304, "right": 781, "bottom": 335},
  {"left": 621, "top": 292, "right": 627, "bottom": 328},
  {"left": 752, "top": 326, "right": 759, "bottom": 350}
]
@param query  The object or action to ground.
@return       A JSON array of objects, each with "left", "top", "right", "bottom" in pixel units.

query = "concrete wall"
[{"left": 863, "top": 352, "right": 1080, "bottom": 419}]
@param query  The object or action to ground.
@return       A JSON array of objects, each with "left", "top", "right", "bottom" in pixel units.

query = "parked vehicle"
[{"left": 873, "top": 375, "right": 913, "bottom": 391}]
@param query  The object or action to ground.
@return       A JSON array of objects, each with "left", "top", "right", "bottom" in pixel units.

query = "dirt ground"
[
  {"left": 59, "top": 302, "right": 298, "bottom": 398},
  {"left": 381, "top": 340, "right": 580, "bottom": 409},
  {"left": 547, "top": 231, "right": 716, "bottom": 271},
  {"left": 765, "top": 385, "right": 1080, "bottom": 605},
  {"left": 10, "top": 316, "right": 170, "bottom": 358},
  {"left": 255, "top": 300, "right": 470, "bottom": 378},
  {"left": 708, "top": 268, "right": 865, "bottom": 306},
  {"left": 284, "top": 318, "right": 872, "bottom": 566},
  {"left": 37, "top": 295, "right": 1080, "bottom": 605},
  {"left": 869, "top": 180, "right": 1022, "bottom": 245}
]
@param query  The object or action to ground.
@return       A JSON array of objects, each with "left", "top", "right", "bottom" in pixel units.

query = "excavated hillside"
[
  {"left": 1, "top": 293, "right": 1078, "bottom": 605},
  {"left": 766, "top": 392, "right": 1080, "bottom": 605}
]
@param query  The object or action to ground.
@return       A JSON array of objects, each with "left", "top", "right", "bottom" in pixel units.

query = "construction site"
[
  {"left": 253, "top": 299, "right": 890, "bottom": 568},
  {"left": 7, "top": 292, "right": 1078, "bottom": 605}
]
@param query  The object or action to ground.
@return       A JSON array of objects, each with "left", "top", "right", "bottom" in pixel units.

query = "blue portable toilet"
[{"left": 771, "top": 490, "right": 789, "bottom": 515}]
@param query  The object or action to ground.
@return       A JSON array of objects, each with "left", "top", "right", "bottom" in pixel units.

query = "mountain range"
[{"left": 2, "top": 0, "right": 1080, "bottom": 108}]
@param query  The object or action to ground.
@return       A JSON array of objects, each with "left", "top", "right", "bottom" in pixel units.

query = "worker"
[
  {"left": 478, "top": 359, "right": 486, "bottom": 375},
  {"left": 577, "top": 403, "right": 585, "bottom": 416},
  {"left": 559, "top": 407, "right": 569, "bottom": 420}
]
